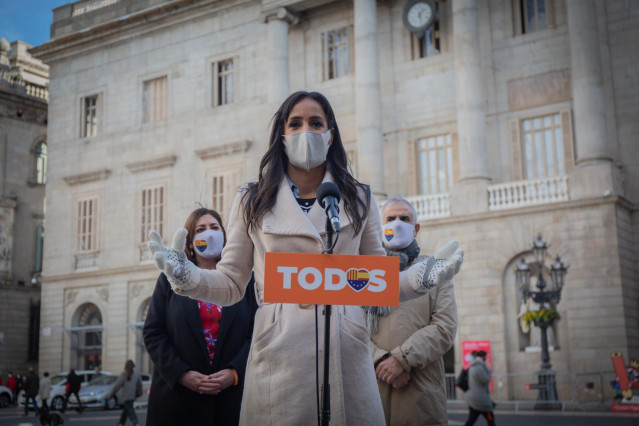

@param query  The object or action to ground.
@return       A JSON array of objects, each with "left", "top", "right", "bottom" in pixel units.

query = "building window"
[
  {"left": 213, "top": 59, "right": 235, "bottom": 106},
  {"left": 411, "top": 2, "right": 441, "bottom": 59},
  {"left": 34, "top": 140, "right": 47, "bottom": 184},
  {"left": 35, "top": 224, "right": 44, "bottom": 273},
  {"left": 81, "top": 95, "right": 99, "bottom": 137},
  {"left": 521, "top": 113, "right": 564, "bottom": 179},
  {"left": 416, "top": 134, "right": 454, "bottom": 195},
  {"left": 323, "top": 27, "right": 350, "bottom": 80},
  {"left": 143, "top": 76, "right": 167, "bottom": 123},
  {"left": 140, "top": 186, "right": 164, "bottom": 244},
  {"left": 514, "top": 0, "right": 552, "bottom": 35},
  {"left": 76, "top": 197, "right": 99, "bottom": 253},
  {"left": 72, "top": 303, "right": 103, "bottom": 370},
  {"left": 212, "top": 170, "right": 240, "bottom": 219}
]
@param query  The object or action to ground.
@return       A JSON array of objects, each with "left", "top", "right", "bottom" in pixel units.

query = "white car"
[
  {"left": 69, "top": 372, "right": 152, "bottom": 410},
  {"left": 19, "top": 370, "right": 98, "bottom": 411},
  {"left": 0, "top": 385, "right": 13, "bottom": 408}
]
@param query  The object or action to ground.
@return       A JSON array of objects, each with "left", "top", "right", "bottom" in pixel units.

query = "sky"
[{"left": 0, "top": 0, "right": 72, "bottom": 47}]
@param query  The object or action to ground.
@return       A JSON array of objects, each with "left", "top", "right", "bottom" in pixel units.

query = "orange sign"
[{"left": 264, "top": 252, "right": 399, "bottom": 306}]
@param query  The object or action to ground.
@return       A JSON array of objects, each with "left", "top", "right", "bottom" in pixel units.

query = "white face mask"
[
  {"left": 382, "top": 220, "right": 415, "bottom": 250},
  {"left": 282, "top": 130, "right": 332, "bottom": 171},
  {"left": 192, "top": 229, "right": 224, "bottom": 259}
]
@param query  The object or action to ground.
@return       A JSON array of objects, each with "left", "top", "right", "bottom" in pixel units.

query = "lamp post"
[{"left": 515, "top": 234, "right": 568, "bottom": 408}]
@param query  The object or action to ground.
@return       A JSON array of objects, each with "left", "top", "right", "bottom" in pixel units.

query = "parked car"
[
  {"left": 19, "top": 369, "right": 98, "bottom": 411},
  {"left": 70, "top": 372, "right": 151, "bottom": 410},
  {"left": 0, "top": 385, "right": 13, "bottom": 408}
]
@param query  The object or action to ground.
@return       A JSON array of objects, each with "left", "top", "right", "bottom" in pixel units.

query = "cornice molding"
[
  {"left": 126, "top": 154, "right": 177, "bottom": 173},
  {"left": 195, "top": 140, "right": 252, "bottom": 160},
  {"left": 63, "top": 169, "right": 111, "bottom": 186}
]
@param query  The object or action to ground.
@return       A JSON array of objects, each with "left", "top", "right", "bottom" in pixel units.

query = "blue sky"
[{"left": 0, "top": 0, "right": 72, "bottom": 47}]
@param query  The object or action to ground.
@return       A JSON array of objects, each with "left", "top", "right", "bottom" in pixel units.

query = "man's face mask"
[
  {"left": 282, "top": 130, "right": 332, "bottom": 171},
  {"left": 382, "top": 220, "right": 415, "bottom": 250},
  {"left": 192, "top": 229, "right": 224, "bottom": 259}
]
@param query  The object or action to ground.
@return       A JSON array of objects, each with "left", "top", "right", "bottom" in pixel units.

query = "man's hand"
[
  {"left": 197, "top": 369, "right": 235, "bottom": 395},
  {"left": 407, "top": 240, "right": 464, "bottom": 292},
  {"left": 178, "top": 370, "right": 209, "bottom": 393},
  {"left": 147, "top": 228, "right": 201, "bottom": 293},
  {"left": 376, "top": 356, "right": 405, "bottom": 384},
  {"left": 391, "top": 371, "right": 411, "bottom": 389}
]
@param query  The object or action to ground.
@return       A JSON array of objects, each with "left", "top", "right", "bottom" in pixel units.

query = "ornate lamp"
[
  {"left": 516, "top": 258, "right": 531, "bottom": 295},
  {"left": 550, "top": 255, "right": 568, "bottom": 294},
  {"left": 532, "top": 233, "right": 548, "bottom": 266}
]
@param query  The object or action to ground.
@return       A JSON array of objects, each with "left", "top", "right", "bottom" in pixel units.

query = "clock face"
[{"left": 407, "top": 2, "right": 433, "bottom": 29}]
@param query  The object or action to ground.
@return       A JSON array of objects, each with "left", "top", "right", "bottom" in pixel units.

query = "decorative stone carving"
[
  {"left": 63, "top": 169, "right": 111, "bottom": 185},
  {"left": 264, "top": 7, "right": 299, "bottom": 25},
  {"left": 66, "top": 290, "right": 78, "bottom": 306},
  {"left": 126, "top": 154, "right": 177, "bottom": 173},
  {"left": 97, "top": 287, "right": 109, "bottom": 302},
  {"left": 195, "top": 140, "right": 252, "bottom": 160}
]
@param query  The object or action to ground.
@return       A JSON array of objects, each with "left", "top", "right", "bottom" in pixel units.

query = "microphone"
[{"left": 316, "top": 182, "right": 341, "bottom": 234}]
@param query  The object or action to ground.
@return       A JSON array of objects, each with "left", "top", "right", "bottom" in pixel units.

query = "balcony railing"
[
  {"left": 75, "top": 252, "right": 99, "bottom": 270},
  {"left": 488, "top": 176, "right": 569, "bottom": 211},
  {"left": 404, "top": 193, "right": 451, "bottom": 221},
  {"left": 0, "top": 69, "right": 49, "bottom": 101}
]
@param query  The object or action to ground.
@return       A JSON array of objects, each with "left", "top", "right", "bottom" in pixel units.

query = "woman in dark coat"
[{"left": 143, "top": 208, "right": 258, "bottom": 426}]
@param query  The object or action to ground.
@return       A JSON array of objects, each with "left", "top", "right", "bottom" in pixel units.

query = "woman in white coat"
[{"left": 149, "top": 91, "right": 464, "bottom": 425}]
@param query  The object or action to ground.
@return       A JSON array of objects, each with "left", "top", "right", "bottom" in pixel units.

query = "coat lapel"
[
  {"left": 262, "top": 172, "right": 352, "bottom": 247},
  {"left": 177, "top": 295, "right": 210, "bottom": 364},
  {"left": 215, "top": 306, "right": 237, "bottom": 358}
]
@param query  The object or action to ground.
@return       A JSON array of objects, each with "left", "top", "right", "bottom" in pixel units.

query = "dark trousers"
[
  {"left": 62, "top": 391, "right": 83, "bottom": 412},
  {"left": 24, "top": 396, "right": 39, "bottom": 414},
  {"left": 118, "top": 400, "right": 139, "bottom": 425},
  {"left": 465, "top": 406, "right": 496, "bottom": 426}
]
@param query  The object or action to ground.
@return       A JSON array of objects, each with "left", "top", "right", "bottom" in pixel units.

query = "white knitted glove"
[
  {"left": 407, "top": 240, "right": 464, "bottom": 292},
  {"left": 147, "top": 228, "right": 201, "bottom": 294}
]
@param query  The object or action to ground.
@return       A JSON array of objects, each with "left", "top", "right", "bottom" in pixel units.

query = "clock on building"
[{"left": 403, "top": 0, "right": 437, "bottom": 35}]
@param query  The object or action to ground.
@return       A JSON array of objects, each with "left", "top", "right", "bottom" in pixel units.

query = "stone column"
[
  {"left": 265, "top": 8, "right": 298, "bottom": 106},
  {"left": 450, "top": 0, "right": 490, "bottom": 215},
  {"left": 354, "top": 0, "right": 386, "bottom": 198},
  {"left": 566, "top": 0, "right": 621, "bottom": 199}
]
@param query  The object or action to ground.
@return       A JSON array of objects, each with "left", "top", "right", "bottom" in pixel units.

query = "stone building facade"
[
  {"left": 32, "top": 0, "right": 638, "bottom": 400},
  {"left": 0, "top": 38, "right": 49, "bottom": 377}
]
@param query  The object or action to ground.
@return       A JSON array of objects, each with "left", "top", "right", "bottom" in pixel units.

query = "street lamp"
[{"left": 515, "top": 233, "right": 568, "bottom": 408}]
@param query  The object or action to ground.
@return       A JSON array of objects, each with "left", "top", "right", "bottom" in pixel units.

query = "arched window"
[
  {"left": 34, "top": 140, "right": 47, "bottom": 184},
  {"left": 72, "top": 303, "right": 103, "bottom": 370},
  {"left": 136, "top": 298, "right": 153, "bottom": 374}
]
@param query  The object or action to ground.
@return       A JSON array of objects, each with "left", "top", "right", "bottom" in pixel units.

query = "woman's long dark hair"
[{"left": 242, "top": 91, "right": 370, "bottom": 234}]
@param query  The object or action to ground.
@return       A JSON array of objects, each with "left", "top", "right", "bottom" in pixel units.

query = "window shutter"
[
  {"left": 510, "top": 119, "right": 523, "bottom": 180},
  {"left": 407, "top": 139, "right": 417, "bottom": 195},
  {"left": 560, "top": 109, "right": 575, "bottom": 173},
  {"left": 451, "top": 132, "right": 460, "bottom": 184}
]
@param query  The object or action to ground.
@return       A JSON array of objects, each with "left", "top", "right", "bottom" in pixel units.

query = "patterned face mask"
[
  {"left": 192, "top": 229, "right": 224, "bottom": 259},
  {"left": 382, "top": 219, "right": 415, "bottom": 250},
  {"left": 282, "top": 130, "right": 332, "bottom": 171}
]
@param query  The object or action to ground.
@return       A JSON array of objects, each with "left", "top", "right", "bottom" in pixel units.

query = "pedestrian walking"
[
  {"left": 104, "top": 360, "right": 142, "bottom": 426},
  {"left": 22, "top": 367, "right": 39, "bottom": 416},
  {"left": 61, "top": 369, "right": 83, "bottom": 413},
  {"left": 464, "top": 350, "right": 496, "bottom": 426},
  {"left": 39, "top": 372, "right": 51, "bottom": 411}
]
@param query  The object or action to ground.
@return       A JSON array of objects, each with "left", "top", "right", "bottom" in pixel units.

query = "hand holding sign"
[
  {"left": 148, "top": 228, "right": 201, "bottom": 294},
  {"left": 407, "top": 240, "right": 464, "bottom": 292}
]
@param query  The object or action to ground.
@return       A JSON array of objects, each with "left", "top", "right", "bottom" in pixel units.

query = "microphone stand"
[{"left": 320, "top": 217, "right": 334, "bottom": 426}]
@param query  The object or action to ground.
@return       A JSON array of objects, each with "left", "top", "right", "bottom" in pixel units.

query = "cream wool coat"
[
  {"left": 181, "top": 172, "right": 426, "bottom": 426},
  {"left": 370, "top": 270, "right": 457, "bottom": 426}
]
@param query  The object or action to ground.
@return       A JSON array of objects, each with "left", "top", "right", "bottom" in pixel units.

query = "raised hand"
[
  {"left": 147, "top": 228, "right": 201, "bottom": 293},
  {"left": 407, "top": 240, "right": 464, "bottom": 292}
]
